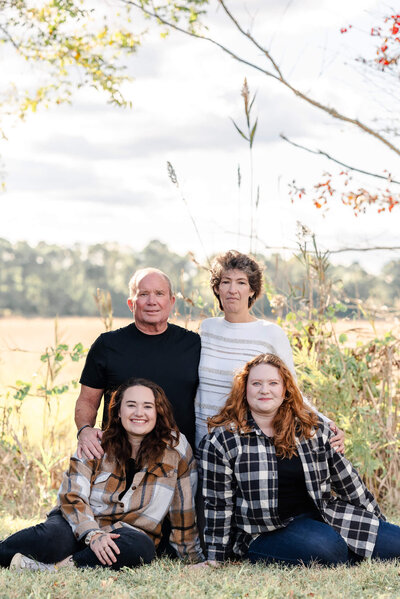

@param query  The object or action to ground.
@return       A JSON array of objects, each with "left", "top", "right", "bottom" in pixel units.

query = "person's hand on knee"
[{"left": 89, "top": 532, "right": 120, "bottom": 566}]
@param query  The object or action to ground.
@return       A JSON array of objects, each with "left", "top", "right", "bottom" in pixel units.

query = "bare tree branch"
[
  {"left": 227, "top": 232, "right": 400, "bottom": 255},
  {"left": 0, "top": 24, "right": 20, "bottom": 50},
  {"left": 217, "top": 0, "right": 284, "bottom": 79},
  {"left": 329, "top": 245, "right": 400, "bottom": 254},
  {"left": 217, "top": 0, "right": 400, "bottom": 157},
  {"left": 280, "top": 134, "right": 400, "bottom": 185},
  {"left": 120, "top": 0, "right": 281, "bottom": 81},
  {"left": 124, "top": 0, "right": 400, "bottom": 157}
]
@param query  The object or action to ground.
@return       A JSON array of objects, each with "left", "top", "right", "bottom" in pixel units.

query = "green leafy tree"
[{"left": 0, "top": 0, "right": 139, "bottom": 139}]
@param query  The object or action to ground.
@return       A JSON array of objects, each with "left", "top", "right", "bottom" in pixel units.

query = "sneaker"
[{"left": 10, "top": 553, "right": 56, "bottom": 572}]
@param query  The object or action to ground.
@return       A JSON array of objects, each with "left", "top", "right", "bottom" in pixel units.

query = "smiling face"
[
  {"left": 246, "top": 363, "right": 285, "bottom": 420},
  {"left": 127, "top": 272, "right": 175, "bottom": 334},
  {"left": 119, "top": 385, "right": 157, "bottom": 439},
  {"left": 217, "top": 269, "right": 254, "bottom": 321}
]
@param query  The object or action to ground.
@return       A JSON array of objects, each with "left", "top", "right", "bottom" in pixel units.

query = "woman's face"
[
  {"left": 246, "top": 363, "right": 285, "bottom": 419},
  {"left": 218, "top": 269, "right": 253, "bottom": 316},
  {"left": 119, "top": 385, "right": 157, "bottom": 438}
]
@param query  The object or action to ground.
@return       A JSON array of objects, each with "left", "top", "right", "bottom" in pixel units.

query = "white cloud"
[{"left": 1, "top": 0, "right": 398, "bottom": 273}]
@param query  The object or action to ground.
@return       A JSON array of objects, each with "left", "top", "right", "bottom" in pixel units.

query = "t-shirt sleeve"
[{"left": 79, "top": 335, "right": 107, "bottom": 390}]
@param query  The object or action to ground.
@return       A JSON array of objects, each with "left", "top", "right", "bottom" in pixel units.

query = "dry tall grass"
[{"left": 0, "top": 315, "right": 399, "bottom": 519}]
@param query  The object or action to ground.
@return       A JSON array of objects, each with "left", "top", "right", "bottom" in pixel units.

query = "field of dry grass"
[
  {"left": 0, "top": 317, "right": 130, "bottom": 449},
  {"left": 1, "top": 314, "right": 397, "bottom": 380},
  {"left": 0, "top": 315, "right": 398, "bottom": 450}
]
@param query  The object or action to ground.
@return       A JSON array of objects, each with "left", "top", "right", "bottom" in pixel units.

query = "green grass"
[
  {"left": 1, "top": 518, "right": 400, "bottom": 599},
  {"left": 0, "top": 558, "right": 399, "bottom": 599}
]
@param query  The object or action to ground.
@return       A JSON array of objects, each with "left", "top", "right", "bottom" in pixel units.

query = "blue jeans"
[
  {"left": 247, "top": 512, "right": 400, "bottom": 566},
  {"left": 0, "top": 509, "right": 155, "bottom": 569}
]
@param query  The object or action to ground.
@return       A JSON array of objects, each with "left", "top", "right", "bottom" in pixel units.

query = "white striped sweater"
[{"left": 194, "top": 318, "right": 299, "bottom": 447}]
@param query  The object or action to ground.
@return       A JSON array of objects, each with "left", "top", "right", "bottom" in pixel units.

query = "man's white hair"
[{"left": 128, "top": 268, "right": 173, "bottom": 298}]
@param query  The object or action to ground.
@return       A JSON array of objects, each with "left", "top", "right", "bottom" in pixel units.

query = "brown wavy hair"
[
  {"left": 210, "top": 250, "right": 263, "bottom": 311},
  {"left": 208, "top": 354, "right": 318, "bottom": 458},
  {"left": 101, "top": 378, "right": 180, "bottom": 470}
]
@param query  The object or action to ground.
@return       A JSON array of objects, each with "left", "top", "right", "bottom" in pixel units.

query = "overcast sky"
[{"left": 1, "top": 0, "right": 399, "bottom": 273}]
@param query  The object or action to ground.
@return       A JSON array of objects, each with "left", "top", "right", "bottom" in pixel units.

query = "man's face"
[{"left": 127, "top": 272, "right": 175, "bottom": 332}]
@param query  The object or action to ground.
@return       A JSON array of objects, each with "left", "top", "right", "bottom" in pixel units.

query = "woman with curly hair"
[
  {"left": 199, "top": 353, "right": 400, "bottom": 566},
  {"left": 194, "top": 249, "right": 343, "bottom": 450},
  {"left": 1, "top": 378, "right": 203, "bottom": 571}
]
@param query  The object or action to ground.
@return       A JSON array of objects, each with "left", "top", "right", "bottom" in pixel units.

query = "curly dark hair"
[
  {"left": 208, "top": 353, "right": 318, "bottom": 458},
  {"left": 101, "top": 378, "right": 180, "bottom": 470},
  {"left": 210, "top": 250, "right": 263, "bottom": 311}
]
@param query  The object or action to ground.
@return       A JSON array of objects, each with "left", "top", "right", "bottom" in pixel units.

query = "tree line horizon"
[{"left": 1, "top": 237, "right": 399, "bottom": 320}]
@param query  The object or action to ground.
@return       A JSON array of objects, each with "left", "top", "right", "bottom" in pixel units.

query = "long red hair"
[{"left": 207, "top": 353, "right": 318, "bottom": 458}]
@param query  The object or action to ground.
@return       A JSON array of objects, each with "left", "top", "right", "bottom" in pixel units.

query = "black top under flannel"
[
  {"left": 199, "top": 416, "right": 385, "bottom": 562},
  {"left": 276, "top": 454, "right": 315, "bottom": 520}
]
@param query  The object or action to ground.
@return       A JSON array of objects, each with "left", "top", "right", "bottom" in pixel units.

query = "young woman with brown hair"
[
  {"left": 0, "top": 378, "right": 203, "bottom": 571},
  {"left": 199, "top": 354, "right": 400, "bottom": 566}
]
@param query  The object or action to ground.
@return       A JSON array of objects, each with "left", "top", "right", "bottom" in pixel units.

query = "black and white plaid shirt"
[{"left": 199, "top": 416, "right": 385, "bottom": 562}]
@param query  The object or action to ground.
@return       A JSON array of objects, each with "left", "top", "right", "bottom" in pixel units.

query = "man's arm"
[{"left": 75, "top": 385, "right": 104, "bottom": 460}]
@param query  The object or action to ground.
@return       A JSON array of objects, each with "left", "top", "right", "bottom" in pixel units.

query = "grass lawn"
[
  {"left": 0, "top": 555, "right": 399, "bottom": 599},
  {"left": 0, "top": 518, "right": 399, "bottom": 599}
]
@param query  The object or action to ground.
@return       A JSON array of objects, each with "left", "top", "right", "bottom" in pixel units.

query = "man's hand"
[
  {"left": 77, "top": 427, "right": 104, "bottom": 460},
  {"left": 329, "top": 422, "right": 345, "bottom": 454},
  {"left": 90, "top": 532, "right": 120, "bottom": 566}
]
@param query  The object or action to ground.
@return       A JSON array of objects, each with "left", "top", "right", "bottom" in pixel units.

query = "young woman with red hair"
[{"left": 199, "top": 354, "right": 400, "bottom": 566}]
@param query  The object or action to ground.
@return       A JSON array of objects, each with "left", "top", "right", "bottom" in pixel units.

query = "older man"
[{"left": 75, "top": 268, "right": 200, "bottom": 458}]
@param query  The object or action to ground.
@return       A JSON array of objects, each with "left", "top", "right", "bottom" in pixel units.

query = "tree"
[
  {"left": 0, "top": 0, "right": 139, "bottom": 139},
  {"left": 120, "top": 0, "right": 399, "bottom": 214}
]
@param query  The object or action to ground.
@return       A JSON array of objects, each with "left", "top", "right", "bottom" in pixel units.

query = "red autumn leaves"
[{"left": 342, "top": 15, "right": 400, "bottom": 69}]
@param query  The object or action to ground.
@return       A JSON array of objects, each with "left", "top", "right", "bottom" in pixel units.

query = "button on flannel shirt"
[
  {"left": 58, "top": 434, "right": 204, "bottom": 562},
  {"left": 199, "top": 416, "right": 384, "bottom": 562}
]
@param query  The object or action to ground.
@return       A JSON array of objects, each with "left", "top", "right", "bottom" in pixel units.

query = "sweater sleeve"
[
  {"left": 268, "top": 323, "right": 297, "bottom": 378},
  {"left": 269, "top": 323, "right": 332, "bottom": 423}
]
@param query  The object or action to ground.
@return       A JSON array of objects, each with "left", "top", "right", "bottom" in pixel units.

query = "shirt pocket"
[
  {"left": 90, "top": 471, "right": 112, "bottom": 512},
  {"left": 139, "top": 466, "right": 178, "bottom": 523},
  {"left": 147, "top": 463, "right": 177, "bottom": 478}
]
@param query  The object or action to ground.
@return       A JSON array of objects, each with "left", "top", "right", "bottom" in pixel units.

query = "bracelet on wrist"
[
  {"left": 77, "top": 424, "right": 91, "bottom": 439},
  {"left": 85, "top": 530, "right": 102, "bottom": 546}
]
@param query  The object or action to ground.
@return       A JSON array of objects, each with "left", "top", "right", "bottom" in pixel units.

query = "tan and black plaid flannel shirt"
[{"left": 58, "top": 433, "right": 204, "bottom": 562}]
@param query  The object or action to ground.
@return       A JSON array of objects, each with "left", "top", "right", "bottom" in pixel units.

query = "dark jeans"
[
  {"left": 247, "top": 512, "right": 400, "bottom": 566},
  {"left": 0, "top": 509, "right": 155, "bottom": 570}
]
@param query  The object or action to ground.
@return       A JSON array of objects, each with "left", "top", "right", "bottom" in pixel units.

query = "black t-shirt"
[
  {"left": 277, "top": 453, "right": 316, "bottom": 520},
  {"left": 79, "top": 323, "right": 200, "bottom": 448}
]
